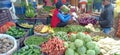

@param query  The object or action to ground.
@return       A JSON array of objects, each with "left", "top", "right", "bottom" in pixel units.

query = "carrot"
[{"left": 41, "top": 37, "right": 66, "bottom": 55}]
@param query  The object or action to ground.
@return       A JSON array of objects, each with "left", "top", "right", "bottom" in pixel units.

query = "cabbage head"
[
  {"left": 65, "top": 48, "right": 74, "bottom": 55},
  {"left": 86, "top": 50, "right": 95, "bottom": 55},
  {"left": 74, "top": 39, "right": 83, "bottom": 47}
]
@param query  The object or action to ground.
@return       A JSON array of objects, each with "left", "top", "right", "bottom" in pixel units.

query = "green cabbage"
[
  {"left": 70, "top": 34, "right": 76, "bottom": 42},
  {"left": 94, "top": 46, "right": 100, "bottom": 55},
  {"left": 86, "top": 42, "right": 96, "bottom": 50},
  {"left": 75, "top": 52, "right": 79, "bottom": 55},
  {"left": 65, "top": 48, "right": 74, "bottom": 55},
  {"left": 76, "top": 32, "right": 86, "bottom": 40},
  {"left": 81, "top": 54, "right": 86, "bottom": 55},
  {"left": 77, "top": 46, "right": 86, "bottom": 54},
  {"left": 86, "top": 50, "right": 95, "bottom": 55},
  {"left": 64, "top": 42, "right": 69, "bottom": 48},
  {"left": 69, "top": 42, "right": 76, "bottom": 50},
  {"left": 74, "top": 39, "right": 83, "bottom": 47},
  {"left": 84, "top": 35, "right": 92, "bottom": 43}
]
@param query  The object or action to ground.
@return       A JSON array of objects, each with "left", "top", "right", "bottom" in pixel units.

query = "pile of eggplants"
[{"left": 78, "top": 17, "right": 97, "bottom": 26}]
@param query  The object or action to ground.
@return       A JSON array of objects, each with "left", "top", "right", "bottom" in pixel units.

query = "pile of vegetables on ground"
[
  {"left": 0, "top": 21, "right": 16, "bottom": 33},
  {"left": 54, "top": 25, "right": 91, "bottom": 32},
  {"left": 24, "top": 36, "right": 48, "bottom": 46},
  {"left": 13, "top": 45, "right": 41, "bottom": 55},
  {"left": 98, "top": 37, "right": 120, "bottom": 55},
  {"left": 78, "top": 17, "right": 97, "bottom": 26},
  {"left": 64, "top": 32, "right": 100, "bottom": 55},
  {"left": 85, "top": 23, "right": 100, "bottom": 32},
  {"left": 52, "top": 31, "right": 69, "bottom": 41},
  {"left": 41, "top": 37, "right": 66, "bottom": 55},
  {"left": 6, "top": 27, "right": 26, "bottom": 39},
  {"left": 0, "top": 37, "right": 14, "bottom": 54}
]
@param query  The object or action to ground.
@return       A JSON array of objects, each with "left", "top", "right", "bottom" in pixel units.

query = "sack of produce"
[{"left": 0, "top": 34, "right": 17, "bottom": 55}]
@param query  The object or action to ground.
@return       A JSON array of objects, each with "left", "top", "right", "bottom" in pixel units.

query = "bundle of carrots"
[
  {"left": 41, "top": 37, "right": 66, "bottom": 55},
  {"left": 0, "top": 21, "right": 15, "bottom": 33}
]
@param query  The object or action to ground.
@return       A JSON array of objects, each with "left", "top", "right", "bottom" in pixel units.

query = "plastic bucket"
[{"left": 0, "top": 34, "right": 17, "bottom": 55}]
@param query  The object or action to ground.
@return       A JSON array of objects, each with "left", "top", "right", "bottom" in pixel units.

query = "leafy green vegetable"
[
  {"left": 52, "top": 31, "right": 69, "bottom": 41},
  {"left": 74, "top": 39, "right": 83, "bottom": 47},
  {"left": 94, "top": 46, "right": 100, "bottom": 55},
  {"left": 64, "top": 42, "right": 69, "bottom": 48},
  {"left": 13, "top": 45, "right": 41, "bottom": 55},
  {"left": 69, "top": 42, "right": 76, "bottom": 50},
  {"left": 84, "top": 34, "right": 92, "bottom": 43},
  {"left": 70, "top": 34, "right": 76, "bottom": 42},
  {"left": 81, "top": 54, "right": 87, "bottom": 55},
  {"left": 25, "top": 36, "right": 48, "bottom": 45},
  {"left": 65, "top": 48, "right": 74, "bottom": 55},
  {"left": 77, "top": 46, "right": 86, "bottom": 54},
  {"left": 25, "top": 8, "right": 35, "bottom": 18},
  {"left": 6, "top": 27, "right": 25, "bottom": 39},
  {"left": 54, "top": 25, "right": 91, "bottom": 32},
  {"left": 54, "top": 27, "right": 69, "bottom": 32},
  {"left": 67, "top": 25, "right": 91, "bottom": 32},
  {"left": 76, "top": 32, "right": 86, "bottom": 40},
  {"left": 75, "top": 52, "right": 79, "bottom": 55},
  {"left": 64, "top": 32, "right": 100, "bottom": 55},
  {"left": 86, "top": 50, "right": 95, "bottom": 55},
  {"left": 86, "top": 42, "right": 96, "bottom": 50}
]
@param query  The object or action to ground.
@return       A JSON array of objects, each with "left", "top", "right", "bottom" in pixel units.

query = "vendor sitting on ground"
[{"left": 51, "top": 0, "right": 71, "bottom": 28}]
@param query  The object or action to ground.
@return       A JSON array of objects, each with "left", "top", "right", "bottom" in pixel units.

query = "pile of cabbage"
[{"left": 64, "top": 32, "right": 100, "bottom": 55}]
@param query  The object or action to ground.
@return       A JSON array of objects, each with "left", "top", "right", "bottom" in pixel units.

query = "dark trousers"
[{"left": 57, "top": 22, "right": 67, "bottom": 27}]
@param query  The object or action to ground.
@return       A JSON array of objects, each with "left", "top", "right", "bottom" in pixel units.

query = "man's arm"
[{"left": 57, "top": 13, "right": 71, "bottom": 22}]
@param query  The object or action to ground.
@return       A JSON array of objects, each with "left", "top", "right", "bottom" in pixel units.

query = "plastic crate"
[
  {"left": 0, "top": 9, "right": 12, "bottom": 26},
  {"left": 15, "top": 7, "right": 26, "bottom": 15}
]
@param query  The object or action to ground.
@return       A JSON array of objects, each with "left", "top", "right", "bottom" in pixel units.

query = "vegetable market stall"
[{"left": 0, "top": 1, "right": 119, "bottom": 55}]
